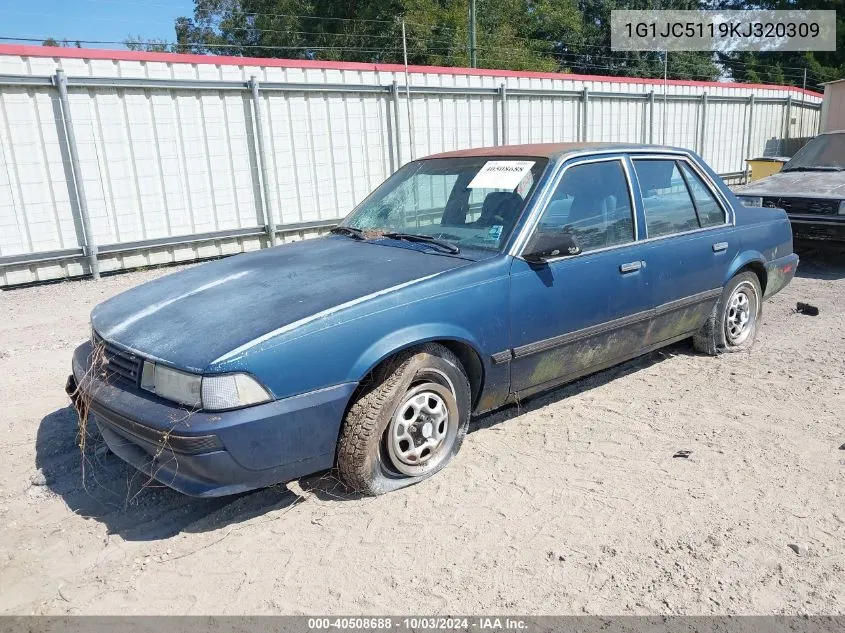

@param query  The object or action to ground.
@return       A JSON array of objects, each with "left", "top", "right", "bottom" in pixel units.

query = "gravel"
[{"left": 0, "top": 242, "right": 843, "bottom": 615}]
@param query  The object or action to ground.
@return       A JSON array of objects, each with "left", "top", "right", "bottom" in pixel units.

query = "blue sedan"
[{"left": 67, "top": 143, "right": 799, "bottom": 497}]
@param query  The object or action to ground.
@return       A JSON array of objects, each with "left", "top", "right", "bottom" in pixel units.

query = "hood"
[
  {"left": 92, "top": 237, "right": 471, "bottom": 371},
  {"left": 733, "top": 170, "right": 845, "bottom": 199}
]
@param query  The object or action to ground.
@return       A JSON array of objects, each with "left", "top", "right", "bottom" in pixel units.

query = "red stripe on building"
[{"left": 0, "top": 43, "right": 823, "bottom": 98}]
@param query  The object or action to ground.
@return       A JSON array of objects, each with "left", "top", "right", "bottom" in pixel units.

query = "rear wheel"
[
  {"left": 337, "top": 344, "right": 471, "bottom": 495},
  {"left": 693, "top": 271, "right": 762, "bottom": 355}
]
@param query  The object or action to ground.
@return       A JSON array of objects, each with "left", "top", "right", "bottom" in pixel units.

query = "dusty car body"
[
  {"left": 734, "top": 130, "right": 845, "bottom": 241},
  {"left": 68, "top": 142, "right": 798, "bottom": 497}
]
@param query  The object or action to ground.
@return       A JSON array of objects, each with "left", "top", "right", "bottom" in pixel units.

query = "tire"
[
  {"left": 693, "top": 271, "right": 762, "bottom": 355},
  {"left": 337, "top": 343, "right": 471, "bottom": 496}
]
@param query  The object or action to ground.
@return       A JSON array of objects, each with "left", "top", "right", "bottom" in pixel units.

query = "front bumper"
[
  {"left": 68, "top": 342, "right": 356, "bottom": 497},
  {"left": 763, "top": 253, "right": 799, "bottom": 299},
  {"left": 789, "top": 214, "right": 845, "bottom": 242}
]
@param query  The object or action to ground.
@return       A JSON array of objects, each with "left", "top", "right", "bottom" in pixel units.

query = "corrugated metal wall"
[
  {"left": 0, "top": 47, "right": 822, "bottom": 286},
  {"left": 820, "top": 80, "right": 845, "bottom": 133}
]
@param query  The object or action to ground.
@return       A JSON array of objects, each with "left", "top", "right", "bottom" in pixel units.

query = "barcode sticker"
[{"left": 468, "top": 161, "right": 535, "bottom": 190}]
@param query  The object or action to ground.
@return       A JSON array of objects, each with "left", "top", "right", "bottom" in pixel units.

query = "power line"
[
  {"left": 3, "top": 11, "right": 404, "bottom": 41},
  {"left": 79, "top": 0, "right": 413, "bottom": 26},
  {"left": 15, "top": 2, "right": 818, "bottom": 78},
  {"left": 5, "top": 10, "right": 432, "bottom": 37},
  {"left": 0, "top": 36, "right": 402, "bottom": 54},
  {"left": 471, "top": 44, "right": 809, "bottom": 81}
]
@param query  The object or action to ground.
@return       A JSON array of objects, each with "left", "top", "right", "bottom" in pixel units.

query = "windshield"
[
  {"left": 782, "top": 133, "right": 845, "bottom": 171},
  {"left": 342, "top": 156, "right": 549, "bottom": 251}
]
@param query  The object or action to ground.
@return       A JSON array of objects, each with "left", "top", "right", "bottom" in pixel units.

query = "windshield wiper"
[
  {"left": 329, "top": 226, "right": 365, "bottom": 240},
  {"left": 782, "top": 166, "right": 844, "bottom": 172},
  {"left": 381, "top": 232, "right": 461, "bottom": 254}
]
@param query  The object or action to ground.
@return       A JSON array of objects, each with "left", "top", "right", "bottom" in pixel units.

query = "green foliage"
[
  {"left": 715, "top": 0, "right": 845, "bottom": 89},
  {"left": 42, "top": 37, "right": 79, "bottom": 47},
  {"left": 559, "top": 0, "right": 718, "bottom": 80},
  {"left": 158, "top": 0, "right": 842, "bottom": 85},
  {"left": 125, "top": 35, "right": 174, "bottom": 53},
  {"left": 171, "top": 0, "right": 572, "bottom": 70}
]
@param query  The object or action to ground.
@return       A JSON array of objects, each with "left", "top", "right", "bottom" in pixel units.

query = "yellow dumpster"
[{"left": 745, "top": 156, "right": 790, "bottom": 182}]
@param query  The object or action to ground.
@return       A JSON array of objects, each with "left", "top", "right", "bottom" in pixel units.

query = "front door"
[{"left": 508, "top": 157, "right": 653, "bottom": 397}]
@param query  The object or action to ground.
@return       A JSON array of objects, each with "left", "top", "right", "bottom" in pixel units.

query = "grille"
[
  {"left": 92, "top": 331, "right": 143, "bottom": 386},
  {"left": 762, "top": 197, "right": 839, "bottom": 216},
  {"left": 91, "top": 401, "right": 222, "bottom": 455}
]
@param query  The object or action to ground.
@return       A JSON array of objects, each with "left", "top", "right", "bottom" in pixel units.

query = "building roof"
[{"left": 0, "top": 44, "right": 825, "bottom": 100}]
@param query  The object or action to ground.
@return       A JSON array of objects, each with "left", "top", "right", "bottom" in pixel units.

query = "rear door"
[
  {"left": 628, "top": 156, "right": 737, "bottom": 346},
  {"left": 508, "top": 156, "right": 654, "bottom": 397}
]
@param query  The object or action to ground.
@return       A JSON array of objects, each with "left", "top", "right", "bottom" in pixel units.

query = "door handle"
[
  {"left": 712, "top": 241, "right": 729, "bottom": 252},
  {"left": 620, "top": 261, "right": 642, "bottom": 273}
]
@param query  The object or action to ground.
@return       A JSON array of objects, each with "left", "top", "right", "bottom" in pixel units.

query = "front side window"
[
  {"left": 535, "top": 160, "right": 634, "bottom": 253},
  {"left": 633, "top": 160, "right": 700, "bottom": 238},
  {"left": 344, "top": 157, "right": 548, "bottom": 251}
]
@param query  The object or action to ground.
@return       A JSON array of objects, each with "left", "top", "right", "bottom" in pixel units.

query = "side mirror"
[{"left": 523, "top": 230, "right": 582, "bottom": 263}]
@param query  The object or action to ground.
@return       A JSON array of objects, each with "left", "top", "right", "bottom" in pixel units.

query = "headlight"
[
  {"left": 201, "top": 374, "right": 271, "bottom": 410},
  {"left": 839, "top": 201, "right": 845, "bottom": 215},
  {"left": 141, "top": 362, "right": 270, "bottom": 410},
  {"left": 739, "top": 196, "right": 763, "bottom": 207},
  {"left": 141, "top": 362, "right": 202, "bottom": 408}
]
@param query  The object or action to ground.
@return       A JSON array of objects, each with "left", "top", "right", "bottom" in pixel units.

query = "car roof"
[{"left": 423, "top": 142, "right": 690, "bottom": 161}]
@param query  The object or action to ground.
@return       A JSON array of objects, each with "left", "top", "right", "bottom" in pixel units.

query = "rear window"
[
  {"left": 633, "top": 159, "right": 726, "bottom": 237},
  {"left": 678, "top": 163, "right": 726, "bottom": 227},
  {"left": 634, "top": 160, "right": 700, "bottom": 238}
]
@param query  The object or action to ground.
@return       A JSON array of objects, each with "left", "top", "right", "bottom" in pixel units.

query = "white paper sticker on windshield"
[
  {"left": 516, "top": 170, "right": 534, "bottom": 197},
  {"left": 468, "top": 160, "right": 535, "bottom": 191}
]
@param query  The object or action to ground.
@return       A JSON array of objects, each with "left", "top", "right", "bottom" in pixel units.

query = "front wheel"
[
  {"left": 337, "top": 344, "right": 471, "bottom": 495},
  {"left": 693, "top": 271, "right": 762, "bottom": 355}
]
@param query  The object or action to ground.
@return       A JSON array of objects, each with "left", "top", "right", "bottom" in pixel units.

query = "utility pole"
[
  {"left": 401, "top": 19, "right": 415, "bottom": 160},
  {"left": 469, "top": 0, "right": 477, "bottom": 68},
  {"left": 662, "top": 50, "right": 668, "bottom": 145},
  {"left": 799, "top": 67, "right": 807, "bottom": 139}
]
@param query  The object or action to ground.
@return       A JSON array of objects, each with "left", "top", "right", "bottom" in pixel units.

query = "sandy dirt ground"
[{"left": 0, "top": 241, "right": 843, "bottom": 616}]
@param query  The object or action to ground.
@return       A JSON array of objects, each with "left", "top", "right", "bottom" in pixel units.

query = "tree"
[
  {"left": 713, "top": 0, "right": 845, "bottom": 90},
  {"left": 556, "top": 0, "right": 719, "bottom": 80},
  {"left": 169, "top": 0, "right": 581, "bottom": 70},
  {"left": 161, "top": 0, "right": 842, "bottom": 83},
  {"left": 125, "top": 35, "right": 174, "bottom": 53},
  {"left": 42, "top": 37, "right": 80, "bottom": 47}
]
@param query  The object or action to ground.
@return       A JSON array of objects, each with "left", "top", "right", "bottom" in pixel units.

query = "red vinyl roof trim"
[{"left": 0, "top": 43, "right": 823, "bottom": 99}]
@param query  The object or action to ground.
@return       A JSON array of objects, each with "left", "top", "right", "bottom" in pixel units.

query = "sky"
[{"left": 0, "top": 0, "right": 195, "bottom": 48}]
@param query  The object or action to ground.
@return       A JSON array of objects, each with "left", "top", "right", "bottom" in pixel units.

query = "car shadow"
[
  {"left": 794, "top": 239, "right": 845, "bottom": 280},
  {"left": 471, "top": 340, "right": 691, "bottom": 432},
  {"left": 36, "top": 341, "right": 691, "bottom": 533},
  {"left": 306, "top": 343, "right": 687, "bottom": 499},
  {"left": 35, "top": 406, "right": 306, "bottom": 541}
]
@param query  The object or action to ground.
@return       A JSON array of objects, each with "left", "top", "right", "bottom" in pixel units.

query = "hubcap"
[
  {"left": 387, "top": 382, "right": 453, "bottom": 476},
  {"left": 725, "top": 283, "right": 756, "bottom": 345}
]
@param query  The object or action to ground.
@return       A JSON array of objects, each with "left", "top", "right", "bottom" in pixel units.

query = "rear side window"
[
  {"left": 633, "top": 160, "right": 699, "bottom": 238},
  {"left": 678, "top": 163, "right": 726, "bottom": 227},
  {"left": 537, "top": 160, "right": 634, "bottom": 253}
]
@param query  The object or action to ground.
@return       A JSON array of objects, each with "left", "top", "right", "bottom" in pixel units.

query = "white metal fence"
[{"left": 0, "top": 46, "right": 822, "bottom": 286}]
